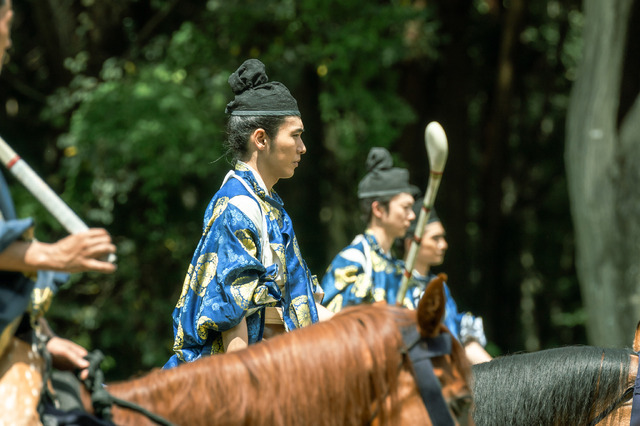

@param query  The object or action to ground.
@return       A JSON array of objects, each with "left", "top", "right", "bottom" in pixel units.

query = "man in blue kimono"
[
  {"left": 403, "top": 200, "right": 492, "bottom": 364},
  {"left": 321, "top": 147, "right": 420, "bottom": 312},
  {"left": 165, "top": 59, "right": 332, "bottom": 367}
]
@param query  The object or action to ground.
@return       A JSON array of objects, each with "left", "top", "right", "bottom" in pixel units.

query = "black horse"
[{"left": 472, "top": 342, "right": 639, "bottom": 426}]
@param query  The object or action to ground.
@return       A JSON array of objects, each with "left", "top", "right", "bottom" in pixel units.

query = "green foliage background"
[{"left": 0, "top": 0, "right": 590, "bottom": 379}]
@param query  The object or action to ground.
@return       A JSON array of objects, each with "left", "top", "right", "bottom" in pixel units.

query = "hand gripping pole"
[{"left": 0, "top": 135, "right": 116, "bottom": 263}]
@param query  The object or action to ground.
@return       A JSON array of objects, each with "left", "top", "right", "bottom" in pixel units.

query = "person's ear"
[
  {"left": 251, "top": 129, "right": 268, "bottom": 151},
  {"left": 371, "top": 201, "right": 385, "bottom": 219}
]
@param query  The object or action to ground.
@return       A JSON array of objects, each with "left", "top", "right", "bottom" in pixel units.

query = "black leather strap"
[{"left": 402, "top": 327, "right": 455, "bottom": 426}]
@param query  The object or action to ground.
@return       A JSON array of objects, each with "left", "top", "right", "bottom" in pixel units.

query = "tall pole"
[
  {"left": 0, "top": 135, "right": 116, "bottom": 263},
  {"left": 397, "top": 122, "right": 448, "bottom": 304}
]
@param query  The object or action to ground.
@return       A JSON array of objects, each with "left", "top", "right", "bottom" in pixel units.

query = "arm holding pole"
[{"left": 0, "top": 135, "right": 117, "bottom": 270}]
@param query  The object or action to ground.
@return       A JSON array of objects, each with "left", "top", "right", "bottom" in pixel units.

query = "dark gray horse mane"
[{"left": 472, "top": 346, "right": 634, "bottom": 426}]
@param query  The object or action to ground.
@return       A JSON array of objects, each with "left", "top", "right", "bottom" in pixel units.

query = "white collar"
[{"left": 412, "top": 270, "right": 429, "bottom": 280}]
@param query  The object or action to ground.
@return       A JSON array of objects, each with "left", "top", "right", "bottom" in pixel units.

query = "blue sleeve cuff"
[{"left": 0, "top": 218, "right": 34, "bottom": 253}]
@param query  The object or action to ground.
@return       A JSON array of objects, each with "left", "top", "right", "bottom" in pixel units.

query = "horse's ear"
[
  {"left": 633, "top": 321, "right": 640, "bottom": 352},
  {"left": 417, "top": 273, "right": 447, "bottom": 338}
]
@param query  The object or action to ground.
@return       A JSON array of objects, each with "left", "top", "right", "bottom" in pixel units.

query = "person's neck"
[
  {"left": 368, "top": 227, "right": 394, "bottom": 254},
  {"left": 242, "top": 158, "right": 275, "bottom": 194},
  {"left": 412, "top": 260, "right": 430, "bottom": 277}
]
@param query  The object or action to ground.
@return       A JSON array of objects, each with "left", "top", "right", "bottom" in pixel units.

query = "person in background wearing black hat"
[
  {"left": 164, "top": 59, "right": 332, "bottom": 368},
  {"left": 321, "top": 147, "right": 419, "bottom": 312},
  {"left": 403, "top": 199, "right": 492, "bottom": 364}
]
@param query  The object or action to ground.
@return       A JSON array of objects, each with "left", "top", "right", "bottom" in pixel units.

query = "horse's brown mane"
[{"left": 106, "top": 303, "right": 431, "bottom": 426}]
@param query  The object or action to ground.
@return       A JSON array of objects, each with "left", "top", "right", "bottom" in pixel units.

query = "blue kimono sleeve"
[
  {"left": 320, "top": 248, "right": 368, "bottom": 313},
  {"left": 443, "top": 283, "right": 487, "bottom": 347},
  {"left": 0, "top": 219, "right": 34, "bottom": 253},
  {"left": 168, "top": 202, "right": 282, "bottom": 365},
  {"left": 208, "top": 210, "right": 282, "bottom": 327},
  {"left": 0, "top": 218, "right": 36, "bottom": 337}
]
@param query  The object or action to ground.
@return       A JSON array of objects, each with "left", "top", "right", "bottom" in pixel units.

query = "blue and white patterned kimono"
[
  {"left": 164, "top": 162, "right": 321, "bottom": 368},
  {"left": 320, "top": 231, "right": 415, "bottom": 312},
  {"left": 1, "top": 171, "right": 67, "bottom": 349},
  {"left": 409, "top": 271, "right": 487, "bottom": 346}
]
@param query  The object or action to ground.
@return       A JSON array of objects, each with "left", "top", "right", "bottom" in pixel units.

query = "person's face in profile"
[
  {"left": 417, "top": 221, "right": 448, "bottom": 267},
  {"left": 378, "top": 193, "right": 416, "bottom": 241}
]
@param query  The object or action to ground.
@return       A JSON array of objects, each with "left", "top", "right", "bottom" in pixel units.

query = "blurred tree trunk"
[{"left": 566, "top": 0, "right": 640, "bottom": 347}]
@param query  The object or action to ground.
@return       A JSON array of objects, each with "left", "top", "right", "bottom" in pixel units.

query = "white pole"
[
  {"left": 397, "top": 122, "right": 448, "bottom": 304},
  {"left": 0, "top": 135, "right": 116, "bottom": 263}
]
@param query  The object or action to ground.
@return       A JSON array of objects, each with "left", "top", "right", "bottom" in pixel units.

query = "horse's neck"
[
  {"left": 80, "top": 308, "right": 441, "bottom": 426},
  {"left": 103, "top": 346, "right": 322, "bottom": 426},
  {"left": 472, "top": 347, "right": 632, "bottom": 426},
  {"left": 105, "top": 357, "right": 234, "bottom": 426}
]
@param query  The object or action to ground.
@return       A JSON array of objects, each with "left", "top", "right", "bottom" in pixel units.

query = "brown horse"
[
  {"left": 80, "top": 274, "right": 473, "bottom": 425},
  {"left": 471, "top": 323, "right": 640, "bottom": 425}
]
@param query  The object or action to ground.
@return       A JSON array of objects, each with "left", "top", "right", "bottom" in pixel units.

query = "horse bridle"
[
  {"left": 400, "top": 326, "right": 459, "bottom": 426},
  {"left": 82, "top": 350, "right": 176, "bottom": 426},
  {"left": 589, "top": 352, "right": 640, "bottom": 426}
]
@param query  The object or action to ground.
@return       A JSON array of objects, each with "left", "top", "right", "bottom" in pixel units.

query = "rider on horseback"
[
  {"left": 320, "top": 146, "right": 420, "bottom": 312},
  {"left": 401, "top": 198, "right": 492, "bottom": 364},
  {"left": 165, "top": 59, "right": 333, "bottom": 367},
  {"left": 0, "top": 2, "right": 117, "bottom": 423}
]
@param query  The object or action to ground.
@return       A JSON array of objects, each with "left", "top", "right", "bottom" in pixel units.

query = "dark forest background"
[{"left": 1, "top": 0, "right": 637, "bottom": 380}]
